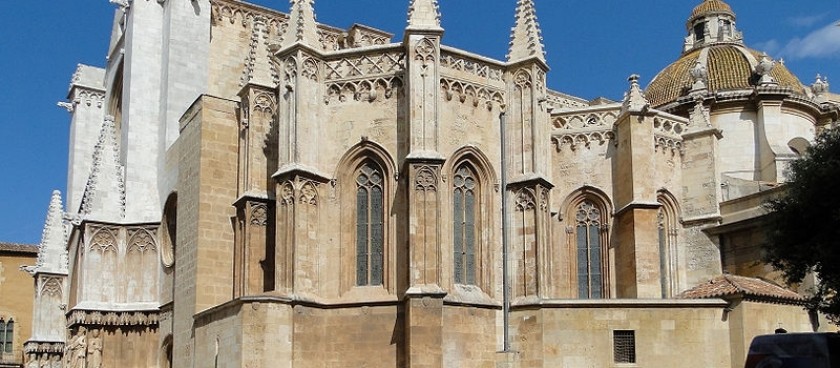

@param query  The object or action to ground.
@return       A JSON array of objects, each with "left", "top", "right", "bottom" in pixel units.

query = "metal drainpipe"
[{"left": 500, "top": 111, "right": 511, "bottom": 352}]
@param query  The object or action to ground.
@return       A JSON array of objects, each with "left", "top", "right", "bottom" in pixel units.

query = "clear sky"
[{"left": 0, "top": 0, "right": 838, "bottom": 245}]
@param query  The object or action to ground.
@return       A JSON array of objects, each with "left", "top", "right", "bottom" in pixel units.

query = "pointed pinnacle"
[
  {"left": 30, "top": 190, "right": 67, "bottom": 274},
  {"left": 507, "top": 0, "right": 546, "bottom": 63},
  {"left": 622, "top": 74, "right": 650, "bottom": 114},
  {"left": 281, "top": 0, "right": 320, "bottom": 48},
  {"left": 407, "top": 0, "right": 442, "bottom": 31},
  {"left": 80, "top": 115, "right": 126, "bottom": 219},
  {"left": 40, "top": 191, "right": 65, "bottom": 250}
]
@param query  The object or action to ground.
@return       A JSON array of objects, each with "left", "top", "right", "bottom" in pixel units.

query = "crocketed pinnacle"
[
  {"left": 507, "top": 0, "right": 545, "bottom": 63},
  {"left": 28, "top": 190, "right": 68, "bottom": 274},
  {"left": 280, "top": 0, "right": 320, "bottom": 48},
  {"left": 621, "top": 74, "right": 650, "bottom": 114},
  {"left": 406, "top": 0, "right": 442, "bottom": 31},
  {"left": 79, "top": 115, "right": 126, "bottom": 220}
]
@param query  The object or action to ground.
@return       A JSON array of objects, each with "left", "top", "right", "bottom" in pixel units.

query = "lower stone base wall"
[
  {"left": 442, "top": 306, "right": 498, "bottom": 367},
  {"left": 291, "top": 304, "right": 402, "bottom": 367},
  {"left": 65, "top": 325, "right": 157, "bottom": 368},
  {"left": 510, "top": 304, "right": 731, "bottom": 368}
]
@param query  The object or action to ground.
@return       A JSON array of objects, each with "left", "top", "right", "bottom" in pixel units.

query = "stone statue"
[
  {"left": 756, "top": 54, "right": 777, "bottom": 86},
  {"left": 65, "top": 327, "right": 88, "bottom": 368},
  {"left": 690, "top": 60, "right": 708, "bottom": 91},
  {"left": 87, "top": 329, "right": 103, "bottom": 368}
]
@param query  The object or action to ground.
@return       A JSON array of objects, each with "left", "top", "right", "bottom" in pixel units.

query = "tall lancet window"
[
  {"left": 576, "top": 201, "right": 603, "bottom": 299},
  {"left": 657, "top": 192, "right": 680, "bottom": 298},
  {"left": 356, "top": 161, "right": 385, "bottom": 286},
  {"left": 453, "top": 165, "right": 478, "bottom": 285}
]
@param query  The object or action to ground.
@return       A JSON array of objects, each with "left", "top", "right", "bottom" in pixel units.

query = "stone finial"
[
  {"left": 756, "top": 53, "right": 778, "bottom": 86},
  {"left": 690, "top": 60, "right": 709, "bottom": 91},
  {"left": 79, "top": 116, "right": 126, "bottom": 220},
  {"left": 507, "top": 0, "right": 546, "bottom": 63},
  {"left": 406, "top": 0, "right": 442, "bottom": 31},
  {"left": 621, "top": 74, "right": 650, "bottom": 114},
  {"left": 812, "top": 74, "right": 830, "bottom": 96},
  {"left": 280, "top": 0, "right": 320, "bottom": 48}
]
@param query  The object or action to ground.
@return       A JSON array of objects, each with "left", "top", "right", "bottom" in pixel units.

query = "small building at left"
[{"left": 0, "top": 242, "right": 38, "bottom": 368}]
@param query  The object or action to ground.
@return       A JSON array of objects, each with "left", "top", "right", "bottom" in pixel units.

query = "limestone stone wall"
[
  {"left": 100, "top": 326, "right": 159, "bottom": 368},
  {"left": 194, "top": 304, "right": 243, "bottom": 368},
  {"left": 441, "top": 306, "right": 498, "bottom": 367},
  {"left": 510, "top": 302, "right": 731, "bottom": 368},
  {"left": 292, "top": 305, "right": 401, "bottom": 367},
  {"left": 715, "top": 108, "right": 758, "bottom": 181},
  {"left": 174, "top": 95, "right": 239, "bottom": 368},
  {"left": 727, "top": 301, "right": 818, "bottom": 368}
]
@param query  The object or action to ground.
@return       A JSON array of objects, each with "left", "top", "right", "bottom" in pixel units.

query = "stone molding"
[
  {"left": 66, "top": 309, "right": 160, "bottom": 327},
  {"left": 23, "top": 341, "right": 64, "bottom": 354}
]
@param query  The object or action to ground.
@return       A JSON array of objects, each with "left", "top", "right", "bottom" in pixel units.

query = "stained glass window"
[
  {"left": 453, "top": 165, "right": 477, "bottom": 285},
  {"left": 356, "top": 162, "right": 384, "bottom": 286},
  {"left": 576, "top": 201, "right": 603, "bottom": 299}
]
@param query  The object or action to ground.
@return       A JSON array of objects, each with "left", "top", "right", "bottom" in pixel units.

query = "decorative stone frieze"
[{"left": 66, "top": 310, "right": 160, "bottom": 327}]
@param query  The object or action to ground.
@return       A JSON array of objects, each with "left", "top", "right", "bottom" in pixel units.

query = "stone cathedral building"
[{"left": 21, "top": 0, "right": 840, "bottom": 367}]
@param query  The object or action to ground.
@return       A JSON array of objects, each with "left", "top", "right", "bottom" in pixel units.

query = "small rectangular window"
[{"left": 613, "top": 330, "right": 636, "bottom": 364}]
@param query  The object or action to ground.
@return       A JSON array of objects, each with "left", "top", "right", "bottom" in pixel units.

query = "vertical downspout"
[{"left": 500, "top": 111, "right": 511, "bottom": 352}]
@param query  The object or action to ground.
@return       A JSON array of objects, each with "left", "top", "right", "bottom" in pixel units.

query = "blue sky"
[{"left": 0, "top": 0, "right": 838, "bottom": 244}]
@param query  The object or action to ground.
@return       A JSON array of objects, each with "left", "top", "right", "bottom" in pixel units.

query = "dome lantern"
[{"left": 683, "top": 0, "right": 742, "bottom": 53}]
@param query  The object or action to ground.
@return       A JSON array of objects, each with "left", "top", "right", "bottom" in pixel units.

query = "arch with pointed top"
[
  {"left": 657, "top": 189, "right": 682, "bottom": 297},
  {"left": 444, "top": 146, "right": 498, "bottom": 293},
  {"left": 335, "top": 140, "right": 397, "bottom": 295},
  {"left": 560, "top": 186, "right": 613, "bottom": 299}
]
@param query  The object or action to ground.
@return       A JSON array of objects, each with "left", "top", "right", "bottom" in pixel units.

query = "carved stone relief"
[
  {"left": 324, "top": 52, "right": 405, "bottom": 81},
  {"left": 324, "top": 77, "right": 402, "bottom": 105},
  {"left": 249, "top": 203, "right": 268, "bottom": 226},
  {"left": 127, "top": 228, "right": 157, "bottom": 253},
  {"left": 279, "top": 181, "right": 295, "bottom": 207},
  {"left": 514, "top": 188, "right": 536, "bottom": 211},
  {"left": 40, "top": 276, "right": 63, "bottom": 298},
  {"left": 414, "top": 166, "right": 438, "bottom": 192},
  {"left": 440, "top": 52, "right": 503, "bottom": 81},
  {"left": 414, "top": 38, "right": 437, "bottom": 66},
  {"left": 89, "top": 228, "right": 117, "bottom": 253},
  {"left": 298, "top": 181, "right": 318, "bottom": 205}
]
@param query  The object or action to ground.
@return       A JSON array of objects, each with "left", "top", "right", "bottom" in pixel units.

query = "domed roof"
[
  {"left": 690, "top": 0, "right": 734, "bottom": 20},
  {"left": 645, "top": 44, "right": 806, "bottom": 107}
]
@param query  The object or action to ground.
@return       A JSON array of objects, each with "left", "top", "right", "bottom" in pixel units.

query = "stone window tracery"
[
  {"left": 356, "top": 161, "right": 385, "bottom": 286},
  {"left": 453, "top": 165, "right": 478, "bottom": 285},
  {"left": 576, "top": 201, "right": 604, "bottom": 299}
]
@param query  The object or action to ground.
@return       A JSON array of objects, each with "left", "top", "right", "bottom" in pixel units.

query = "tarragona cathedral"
[{"left": 18, "top": 0, "right": 840, "bottom": 367}]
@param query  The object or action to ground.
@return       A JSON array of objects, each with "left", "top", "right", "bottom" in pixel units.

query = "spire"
[
  {"left": 507, "top": 0, "right": 546, "bottom": 63},
  {"left": 79, "top": 115, "right": 126, "bottom": 220},
  {"left": 24, "top": 191, "right": 68, "bottom": 275},
  {"left": 406, "top": 0, "right": 442, "bottom": 31},
  {"left": 280, "top": 0, "right": 320, "bottom": 48},
  {"left": 621, "top": 74, "right": 650, "bottom": 114}
]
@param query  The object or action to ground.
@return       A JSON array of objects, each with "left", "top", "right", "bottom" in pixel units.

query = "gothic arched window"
[
  {"left": 576, "top": 201, "right": 604, "bottom": 299},
  {"left": 453, "top": 165, "right": 478, "bottom": 285},
  {"left": 657, "top": 191, "right": 680, "bottom": 298},
  {"left": 356, "top": 161, "right": 385, "bottom": 286}
]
